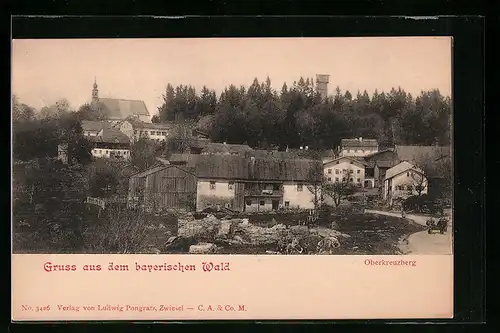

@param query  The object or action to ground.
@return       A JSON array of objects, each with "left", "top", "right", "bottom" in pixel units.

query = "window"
[
  {"left": 342, "top": 177, "right": 346, "bottom": 182},
  {"left": 209, "top": 181, "right": 216, "bottom": 190},
  {"left": 259, "top": 200, "right": 265, "bottom": 206},
  {"left": 335, "top": 177, "right": 339, "bottom": 182},
  {"left": 406, "top": 172, "right": 410, "bottom": 177},
  {"left": 349, "top": 169, "right": 353, "bottom": 173},
  {"left": 246, "top": 200, "right": 252, "bottom": 206},
  {"left": 285, "top": 201, "right": 290, "bottom": 207},
  {"left": 349, "top": 178, "right": 353, "bottom": 182},
  {"left": 357, "top": 170, "right": 360, "bottom": 174},
  {"left": 134, "top": 130, "right": 137, "bottom": 134},
  {"left": 335, "top": 169, "right": 339, "bottom": 174},
  {"left": 273, "top": 184, "right": 280, "bottom": 191},
  {"left": 328, "top": 169, "right": 332, "bottom": 174},
  {"left": 228, "top": 181, "right": 234, "bottom": 190},
  {"left": 357, "top": 178, "right": 360, "bottom": 182},
  {"left": 328, "top": 177, "right": 332, "bottom": 181},
  {"left": 297, "top": 184, "right": 303, "bottom": 192},
  {"left": 350, "top": 161, "right": 353, "bottom": 164},
  {"left": 336, "top": 161, "right": 339, "bottom": 164}
]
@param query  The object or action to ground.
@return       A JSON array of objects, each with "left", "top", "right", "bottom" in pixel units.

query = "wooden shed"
[{"left": 128, "top": 164, "right": 197, "bottom": 211}]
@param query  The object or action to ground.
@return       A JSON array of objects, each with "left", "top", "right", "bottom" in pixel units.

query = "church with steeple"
[{"left": 90, "top": 78, "right": 151, "bottom": 123}]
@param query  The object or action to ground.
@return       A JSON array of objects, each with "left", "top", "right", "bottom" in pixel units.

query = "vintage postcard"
[{"left": 11, "top": 37, "right": 453, "bottom": 321}]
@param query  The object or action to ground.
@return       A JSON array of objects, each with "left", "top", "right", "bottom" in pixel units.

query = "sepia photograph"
[{"left": 11, "top": 37, "right": 452, "bottom": 257}]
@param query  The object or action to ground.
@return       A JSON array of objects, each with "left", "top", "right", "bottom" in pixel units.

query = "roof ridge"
[{"left": 100, "top": 97, "right": 146, "bottom": 103}]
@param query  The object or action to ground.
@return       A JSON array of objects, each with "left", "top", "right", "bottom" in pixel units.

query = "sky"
[{"left": 11, "top": 37, "right": 452, "bottom": 116}]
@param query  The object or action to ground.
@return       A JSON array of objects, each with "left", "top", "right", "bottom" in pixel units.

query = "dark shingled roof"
[
  {"left": 341, "top": 138, "right": 378, "bottom": 148},
  {"left": 95, "top": 98, "right": 150, "bottom": 119},
  {"left": 87, "top": 127, "right": 130, "bottom": 144},
  {"left": 362, "top": 149, "right": 400, "bottom": 168},
  {"left": 394, "top": 145, "right": 451, "bottom": 162},
  {"left": 188, "top": 140, "right": 253, "bottom": 155},
  {"left": 168, "top": 154, "right": 322, "bottom": 182},
  {"left": 374, "top": 160, "right": 399, "bottom": 169},
  {"left": 81, "top": 120, "right": 112, "bottom": 132}
]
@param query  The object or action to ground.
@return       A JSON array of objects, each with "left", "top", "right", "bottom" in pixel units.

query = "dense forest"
[{"left": 157, "top": 76, "right": 451, "bottom": 150}]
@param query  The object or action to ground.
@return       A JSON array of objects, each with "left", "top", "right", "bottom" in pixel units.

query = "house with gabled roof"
[
  {"left": 338, "top": 137, "right": 378, "bottom": 157},
  {"left": 383, "top": 161, "right": 428, "bottom": 205},
  {"left": 90, "top": 78, "right": 151, "bottom": 123},
  {"left": 323, "top": 156, "right": 367, "bottom": 187},
  {"left": 83, "top": 122, "right": 131, "bottom": 160},
  {"left": 393, "top": 145, "right": 452, "bottom": 198}
]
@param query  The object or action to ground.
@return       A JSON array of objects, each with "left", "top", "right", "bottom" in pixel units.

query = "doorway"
[{"left": 272, "top": 200, "right": 279, "bottom": 210}]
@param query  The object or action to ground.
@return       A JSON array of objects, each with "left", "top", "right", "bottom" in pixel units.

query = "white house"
[
  {"left": 383, "top": 161, "right": 428, "bottom": 204},
  {"left": 116, "top": 119, "right": 170, "bottom": 142},
  {"left": 338, "top": 137, "right": 378, "bottom": 157},
  {"left": 87, "top": 126, "right": 131, "bottom": 161},
  {"left": 323, "top": 156, "right": 366, "bottom": 187}
]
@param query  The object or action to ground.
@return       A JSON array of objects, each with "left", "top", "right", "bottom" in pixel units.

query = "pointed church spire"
[{"left": 92, "top": 77, "right": 99, "bottom": 103}]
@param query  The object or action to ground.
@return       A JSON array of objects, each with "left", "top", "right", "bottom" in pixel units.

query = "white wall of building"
[
  {"left": 119, "top": 121, "right": 135, "bottom": 140},
  {"left": 196, "top": 179, "right": 236, "bottom": 210},
  {"left": 134, "top": 128, "right": 170, "bottom": 142},
  {"left": 324, "top": 158, "right": 365, "bottom": 186},
  {"left": 282, "top": 182, "right": 316, "bottom": 210},
  {"left": 91, "top": 148, "right": 131, "bottom": 160}
]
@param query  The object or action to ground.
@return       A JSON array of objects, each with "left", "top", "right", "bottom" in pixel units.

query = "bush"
[
  {"left": 85, "top": 208, "right": 149, "bottom": 254},
  {"left": 317, "top": 204, "right": 334, "bottom": 227}
]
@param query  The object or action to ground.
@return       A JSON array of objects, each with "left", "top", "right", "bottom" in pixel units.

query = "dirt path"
[{"left": 365, "top": 209, "right": 453, "bottom": 255}]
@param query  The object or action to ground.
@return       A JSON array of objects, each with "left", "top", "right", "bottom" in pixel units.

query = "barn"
[{"left": 127, "top": 163, "right": 197, "bottom": 211}]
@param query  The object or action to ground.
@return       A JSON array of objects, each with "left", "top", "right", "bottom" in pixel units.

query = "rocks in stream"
[
  {"left": 170, "top": 214, "right": 350, "bottom": 254},
  {"left": 189, "top": 243, "right": 218, "bottom": 254}
]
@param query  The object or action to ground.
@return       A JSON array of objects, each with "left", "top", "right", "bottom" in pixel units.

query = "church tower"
[{"left": 92, "top": 77, "right": 99, "bottom": 104}]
